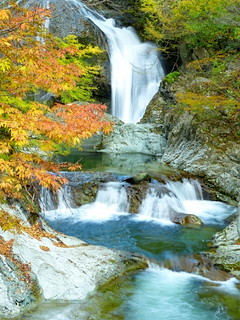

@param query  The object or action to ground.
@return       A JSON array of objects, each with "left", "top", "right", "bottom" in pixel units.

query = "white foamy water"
[
  {"left": 41, "top": 182, "right": 129, "bottom": 222},
  {"left": 41, "top": 179, "right": 236, "bottom": 225},
  {"left": 138, "top": 179, "right": 236, "bottom": 224}
]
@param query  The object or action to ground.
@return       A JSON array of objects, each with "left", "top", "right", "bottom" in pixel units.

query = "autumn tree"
[
  {"left": 0, "top": 2, "right": 111, "bottom": 206},
  {"left": 140, "top": 0, "right": 240, "bottom": 51}
]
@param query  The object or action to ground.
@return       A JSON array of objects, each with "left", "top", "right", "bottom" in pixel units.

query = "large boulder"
[
  {"left": 100, "top": 123, "right": 167, "bottom": 156},
  {"left": 0, "top": 204, "right": 147, "bottom": 318}
]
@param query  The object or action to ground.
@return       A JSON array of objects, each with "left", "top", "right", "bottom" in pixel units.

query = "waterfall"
[
  {"left": 41, "top": 182, "right": 129, "bottom": 222},
  {"left": 77, "top": 6, "right": 165, "bottom": 123},
  {"left": 138, "top": 179, "right": 203, "bottom": 223},
  {"left": 40, "top": 178, "right": 236, "bottom": 224},
  {"left": 138, "top": 179, "right": 237, "bottom": 224},
  {"left": 18, "top": 0, "right": 164, "bottom": 123},
  {"left": 40, "top": 184, "right": 74, "bottom": 213}
]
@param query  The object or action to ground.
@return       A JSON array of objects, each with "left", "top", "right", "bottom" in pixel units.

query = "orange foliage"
[{"left": 0, "top": 3, "right": 112, "bottom": 200}]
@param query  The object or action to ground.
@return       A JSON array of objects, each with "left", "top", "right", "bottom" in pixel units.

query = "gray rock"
[
  {"left": 125, "top": 173, "right": 152, "bottom": 184},
  {"left": 0, "top": 204, "right": 147, "bottom": 318},
  {"left": 237, "top": 202, "right": 240, "bottom": 236},
  {"left": 206, "top": 219, "right": 240, "bottom": 279},
  {"left": 0, "top": 254, "right": 39, "bottom": 319},
  {"left": 100, "top": 123, "right": 167, "bottom": 156}
]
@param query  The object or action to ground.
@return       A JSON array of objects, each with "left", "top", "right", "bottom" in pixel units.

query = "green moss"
[{"left": 163, "top": 71, "right": 181, "bottom": 84}]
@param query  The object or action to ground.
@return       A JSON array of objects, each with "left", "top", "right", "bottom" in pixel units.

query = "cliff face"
[
  {"left": 141, "top": 54, "right": 240, "bottom": 204},
  {"left": 140, "top": 51, "right": 240, "bottom": 278}
]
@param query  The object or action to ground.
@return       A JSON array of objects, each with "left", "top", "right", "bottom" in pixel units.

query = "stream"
[
  {"left": 19, "top": 153, "right": 240, "bottom": 320},
  {"left": 14, "top": 1, "right": 240, "bottom": 319}
]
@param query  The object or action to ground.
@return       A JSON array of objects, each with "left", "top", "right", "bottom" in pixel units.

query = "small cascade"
[
  {"left": 40, "top": 185, "right": 73, "bottom": 214},
  {"left": 40, "top": 182, "right": 129, "bottom": 222},
  {"left": 138, "top": 190, "right": 180, "bottom": 224},
  {"left": 138, "top": 179, "right": 203, "bottom": 223},
  {"left": 94, "top": 182, "right": 129, "bottom": 213},
  {"left": 138, "top": 179, "right": 236, "bottom": 224},
  {"left": 164, "top": 179, "right": 203, "bottom": 201}
]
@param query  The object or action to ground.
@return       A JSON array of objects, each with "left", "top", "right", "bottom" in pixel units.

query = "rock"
[
  {"left": 0, "top": 204, "right": 147, "bottom": 318},
  {"left": 192, "top": 47, "right": 210, "bottom": 60},
  {"left": 179, "top": 42, "right": 193, "bottom": 64},
  {"left": 100, "top": 123, "right": 167, "bottom": 156},
  {"left": 162, "top": 254, "right": 232, "bottom": 281},
  {"left": 237, "top": 202, "right": 240, "bottom": 236},
  {"left": 206, "top": 219, "right": 240, "bottom": 279},
  {"left": 126, "top": 182, "right": 149, "bottom": 213},
  {"left": 189, "top": 77, "right": 213, "bottom": 90},
  {"left": 171, "top": 212, "right": 203, "bottom": 226},
  {"left": 0, "top": 253, "right": 39, "bottom": 319},
  {"left": 143, "top": 54, "right": 240, "bottom": 204},
  {"left": 125, "top": 173, "right": 152, "bottom": 184},
  {"left": 62, "top": 172, "right": 119, "bottom": 207},
  {"left": 9, "top": 233, "right": 146, "bottom": 301},
  {"left": 159, "top": 110, "right": 240, "bottom": 203}
]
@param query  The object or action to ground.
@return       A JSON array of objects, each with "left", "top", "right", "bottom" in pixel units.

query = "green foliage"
[
  {"left": 163, "top": 71, "right": 181, "bottom": 84},
  {"left": 140, "top": 0, "right": 240, "bottom": 52},
  {"left": 174, "top": 52, "right": 240, "bottom": 133},
  {"left": 57, "top": 35, "right": 103, "bottom": 104}
]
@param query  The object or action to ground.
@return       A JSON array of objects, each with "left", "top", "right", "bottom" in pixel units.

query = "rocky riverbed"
[{"left": 0, "top": 203, "right": 147, "bottom": 319}]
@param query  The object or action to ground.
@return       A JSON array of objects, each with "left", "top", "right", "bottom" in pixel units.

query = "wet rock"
[
  {"left": 206, "top": 219, "right": 240, "bottom": 279},
  {"left": 171, "top": 213, "right": 203, "bottom": 226},
  {"left": 163, "top": 254, "right": 232, "bottom": 281},
  {"left": 71, "top": 182, "right": 99, "bottom": 207},
  {"left": 125, "top": 173, "right": 152, "bottom": 184},
  {"left": 126, "top": 182, "right": 149, "bottom": 213},
  {"left": 63, "top": 172, "right": 119, "bottom": 206}
]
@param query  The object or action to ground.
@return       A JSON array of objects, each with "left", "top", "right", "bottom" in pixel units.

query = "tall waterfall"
[
  {"left": 76, "top": 2, "right": 165, "bottom": 123},
  {"left": 18, "top": 0, "right": 165, "bottom": 123}
]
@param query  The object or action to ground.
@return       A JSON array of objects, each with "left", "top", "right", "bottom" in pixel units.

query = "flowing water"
[
  {"left": 19, "top": 0, "right": 164, "bottom": 123},
  {"left": 13, "top": 1, "right": 239, "bottom": 318},
  {"left": 27, "top": 175, "right": 240, "bottom": 320}
]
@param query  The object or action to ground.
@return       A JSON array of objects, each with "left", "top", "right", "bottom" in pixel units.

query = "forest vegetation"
[
  {"left": 0, "top": 1, "right": 111, "bottom": 211},
  {"left": 140, "top": 0, "right": 240, "bottom": 131}
]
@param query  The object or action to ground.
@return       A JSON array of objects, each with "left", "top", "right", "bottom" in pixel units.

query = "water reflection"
[{"left": 57, "top": 150, "right": 175, "bottom": 176}]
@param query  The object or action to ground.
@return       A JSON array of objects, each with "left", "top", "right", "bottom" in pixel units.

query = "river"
[
  {"left": 18, "top": 152, "right": 240, "bottom": 320},
  {"left": 14, "top": 1, "right": 240, "bottom": 318}
]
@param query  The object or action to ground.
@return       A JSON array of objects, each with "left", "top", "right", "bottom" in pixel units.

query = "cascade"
[
  {"left": 138, "top": 179, "right": 236, "bottom": 224},
  {"left": 40, "top": 178, "right": 236, "bottom": 224},
  {"left": 138, "top": 179, "right": 203, "bottom": 223},
  {"left": 41, "top": 181, "right": 129, "bottom": 222},
  {"left": 77, "top": 4, "right": 165, "bottom": 123},
  {"left": 18, "top": 0, "right": 165, "bottom": 123},
  {"left": 40, "top": 185, "right": 73, "bottom": 213}
]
